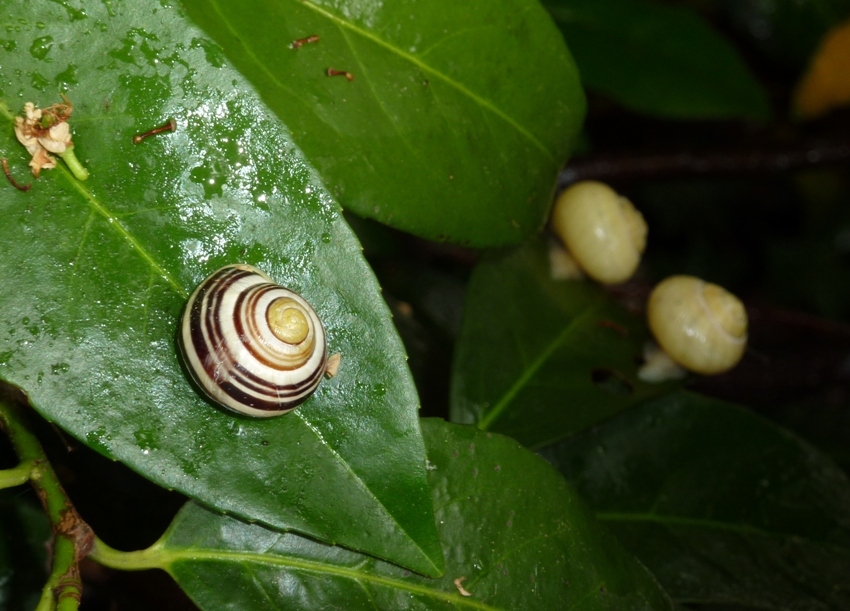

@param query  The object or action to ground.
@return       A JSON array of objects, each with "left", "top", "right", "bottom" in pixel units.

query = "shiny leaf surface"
[
  {"left": 450, "top": 239, "right": 674, "bottom": 449},
  {"left": 541, "top": 391, "right": 850, "bottom": 609},
  {"left": 544, "top": 0, "right": 770, "bottom": 120},
  {"left": 180, "top": 0, "right": 586, "bottom": 246},
  {"left": 0, "top": 0, "right": 442, "bottom": 576},
  {"left": 131, "top": 419, "right": 670, "bottom": 611}
]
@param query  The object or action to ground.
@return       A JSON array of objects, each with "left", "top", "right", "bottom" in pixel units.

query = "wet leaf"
[
  {"left": 450, "top": 238, "right": 674, "bottom": 449},
  {"left": 180, "top": 0, "right": 586, "bottom": 246},
  {"left": 544, "top": 0, "right": 770, "bottom": 120},
  {"left": 541, "top": 391, "right": 850, "bottom": 609},
  {"left": 0, "top": 0, "right": 442, "bottom": 576},
  {"left": 125, "top": 419, "right": 671, "bottom": 611}
]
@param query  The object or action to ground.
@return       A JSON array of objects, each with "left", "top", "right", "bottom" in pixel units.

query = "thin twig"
[
  {"left": 291, "top": 35, "right": 319, "bottom": 49},
  {"left": 133, "top": 118, "right": 176, "bottom": 145},
  {"left": 326, "top": 68, "right": 354, "bottom": 81},
  {"left": 559, "top": 143, "right": 850, "bottom": 188},
  {"left": 0, "top": 399, "right": 93, "bottom": 611}
]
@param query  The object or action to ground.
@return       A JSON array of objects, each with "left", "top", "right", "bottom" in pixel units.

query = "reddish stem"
[
  {"left": 133, "top": 118, "right": 176, "bottom": 145},
  {"left": 292, "top": 35, "right": 319, "bottom": 49},
  {"left": 327, "top": 68, "right": 354, "bottom": 81},
  {"left": 2, "top": 158, "right": 32, "bottom": 191}
]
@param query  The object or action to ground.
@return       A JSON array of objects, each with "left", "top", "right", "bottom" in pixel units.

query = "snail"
[
  {"left": 550, "top": 181, "right": 648, "bottom": 284},
  {"left": 645, "top": 275, "right": 747, "bottom": 376},
  {"left": 180, "top": 264, "right": 340, "bottom": 417}
]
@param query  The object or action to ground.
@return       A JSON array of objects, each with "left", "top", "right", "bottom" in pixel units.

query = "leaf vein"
[
  {"left": 172, "top": 548, "right": 498, "bottom": 610},
  {"left": 294, "top": 410, "right": 438, "bottom": 575},
  {"left": 0, "top": 100, "right": 186, "bottom": 298},
  {"left": 297, "top": 0, "right": 554, "bottom": 160},
  {"left": 479, "top": 307, "right": 602, "bottom": 430}
]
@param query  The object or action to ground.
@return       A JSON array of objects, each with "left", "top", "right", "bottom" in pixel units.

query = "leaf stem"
[
  {"left": 58, "top": 145, "right": 89, "bottom": 181},
  {"left": 0, "top": 458, "right": 35, "bottom": 488},
  {"left": 88, "top": 537, "right": 169, "bottom": 571},
  {"left": 0, "top": 399, "right": 94, "bottom": 611}
]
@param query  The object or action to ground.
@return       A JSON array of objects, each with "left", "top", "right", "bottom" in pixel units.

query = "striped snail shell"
[{"left": 181, "top": 264, "right": 336, "bottom": 417}]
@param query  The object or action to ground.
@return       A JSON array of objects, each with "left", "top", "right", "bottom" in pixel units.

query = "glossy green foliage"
[
  {"left": 721, "top": 0, "right": 850, "bottom": 68},
  {"left": 179, "top": 0, "right": 586, "bottom": 246},
  {"left": 450, "top": 239, "right": 674, "bottom": 449},
  {"left": 147, "top": 419, "right": 671, "bottom": 611},
  {"left": 541, "top": 391, "right": 850, "bottom": 608},
  {"left": 0, "top": 1, "right": 442, "bottom": 576},
  {"left": 544, "top": 0, "right": 770, "bottom": 120}
]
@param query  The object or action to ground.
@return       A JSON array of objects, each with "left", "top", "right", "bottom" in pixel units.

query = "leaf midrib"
[
  {"left": 598, "top": 510, "right": 850, "bottom": 552},
  {"left": 207, "top": 0, "right": 554, "bottom": 161},
  {"left": 294, "top": 410, "right": 441, "bottom": 576},
  {"left": 2, "top": 98, "right": 440, "bottom": 577},
  {"left": 0, "top": 101, "right": 187, "bottom": 299},
  {"left": 478, "top": 306, "right": 601, "bottom": 430},
  {"left": 130, "top": 543, "right": 501, "bottom": 610}
]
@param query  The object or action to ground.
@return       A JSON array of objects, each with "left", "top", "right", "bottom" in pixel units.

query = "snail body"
[
  {"left": 647, "top": 275, "right": 747, "bottom": 375},
  {"left": 181, "top": 264, "right": 334, "bottom": 417},
  {"left": 551, "top": 181, "right": 647, "bottom": 284}
]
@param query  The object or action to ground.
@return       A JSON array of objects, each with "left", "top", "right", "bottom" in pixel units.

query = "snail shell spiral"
[
  {"left": 181, "top": 264, "right": 329, "bottom": 417},
  {"left": 550, "top": 181, "right": 648, "bottom": 284},
  {"left": 647, "top": 275, "right": 747, "bottom": 375}
]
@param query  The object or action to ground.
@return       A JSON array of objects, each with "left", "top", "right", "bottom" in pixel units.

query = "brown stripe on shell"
[{"left": 181, "top": 264, "right": 329, "bottom": 416}]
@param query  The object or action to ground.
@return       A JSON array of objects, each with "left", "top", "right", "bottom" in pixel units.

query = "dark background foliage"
[{"left": 2, "top": 0, "right": 850, "bottom": 608}]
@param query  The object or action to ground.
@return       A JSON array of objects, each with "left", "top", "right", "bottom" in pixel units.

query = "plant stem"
[
  {"left": 0, "top": 458, "right": 35, "bottom": 488},
  {"left": 88, "top": 536, "right": 168, "bottom": 571},
  {"left": 0, "top": 399, "right": 93, "bottom": 611},
  {"left": 58, "top": 145, "right": 88, "bottom": 181},
  {"left": 559, "top": 143, "right": 850, "bottom": 188}
]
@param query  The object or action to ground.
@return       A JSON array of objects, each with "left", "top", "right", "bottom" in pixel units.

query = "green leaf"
[
  {"left": 450, "top": 238, "right": 674, "bottom": 449},
  {"left": 540, "top": 391, "right": 850, "bottom": 609},
  {"left": 0, "top": 1, "right": 442, "bottom": 576},
  {"left": 179, "top": 0, "right": 586, "bottom": 247},
  {"left": 110, "top": 419, "right": 671, "bottom": 611},
  {"left": 722, "top": 0, "right": 850, "bottom": 68},
  {"left": 544, "top": 0, "right": 771, "bottom": 120},
  {"left": 0, "top": 493, "right": 52, "bottom": 611}
]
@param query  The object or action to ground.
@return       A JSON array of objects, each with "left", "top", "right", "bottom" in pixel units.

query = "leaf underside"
[
  {"left": 0, "top": 0, "right": 442, "bottom": 576},
  {"left": 180, "top": 0, "right": 586, "bottom": 246},
  {"left": 152, "top": 419, "right": 671, "bottom": 611}
]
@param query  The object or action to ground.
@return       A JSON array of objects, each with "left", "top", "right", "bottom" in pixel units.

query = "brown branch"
[{"left": 560, "top": 143, "right": 850, "bottom": 188}]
